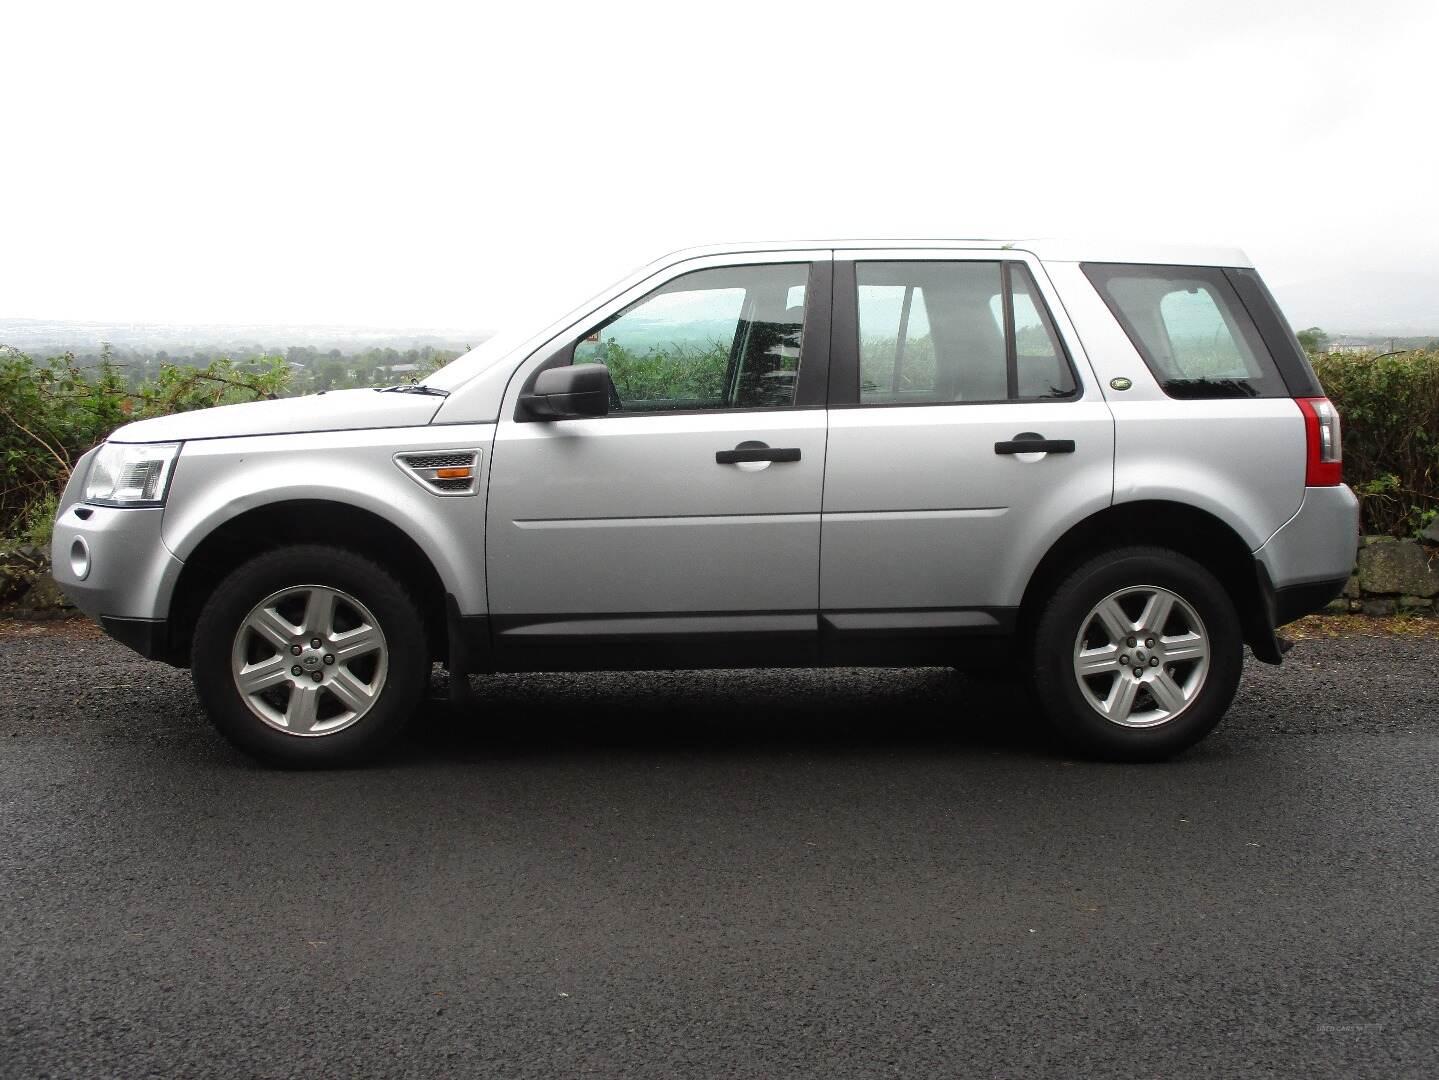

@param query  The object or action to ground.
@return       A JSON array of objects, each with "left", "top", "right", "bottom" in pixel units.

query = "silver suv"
[{"left": 52, "top": 240, "right": 1359, "bottom": 766}]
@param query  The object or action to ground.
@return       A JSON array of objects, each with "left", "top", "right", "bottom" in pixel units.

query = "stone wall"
[
  {"left": 0, "top": 545, "right": 70, "bottom": 612},
  {"left": 1329, "top": 536, "right": 1439, "bottom": 615}
]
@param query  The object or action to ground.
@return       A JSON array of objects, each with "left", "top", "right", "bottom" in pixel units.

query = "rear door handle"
[
  {"left": 994, "top": 432, "right": 1075, "bottom": 455},
  {"left": 716, "top": 444, "right": 802, "bottom": 464}
]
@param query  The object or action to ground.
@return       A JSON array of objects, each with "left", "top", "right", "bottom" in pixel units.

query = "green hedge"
[
  {"left": 3, "top": 345, "right": 1437, "bottom": 551},
  {"left": 1313, "top": 350, "right": 1439, "bottom": 538},
  {"left": 1, "top": 348, "right": 291, "bottom": 545}
]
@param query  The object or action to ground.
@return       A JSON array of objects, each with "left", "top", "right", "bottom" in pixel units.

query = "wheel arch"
[
  {"left": 1016, "top": 500, "right": 1281, "bottom": 664},
  {"left": 164, "top": 500, "right": 450, "bottom": 666}
]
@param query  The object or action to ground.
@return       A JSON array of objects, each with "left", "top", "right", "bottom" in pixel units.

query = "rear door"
[
  {"left": 819, "top": 249, "right": 1115, "bottom": 643},
  {"left": 486, "top": 251, "right": 832, "bottom": 665}
]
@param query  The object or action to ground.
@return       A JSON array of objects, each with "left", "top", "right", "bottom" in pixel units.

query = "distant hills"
[
  {"left": 3, "top": 275, "right": 1436, "bottom": 360},
  {"left": 0, "top": 318, "right": 489, "bottom": 357},
  {"left": 1270, "top": 271, "right": 1439, "bottom": 337}
]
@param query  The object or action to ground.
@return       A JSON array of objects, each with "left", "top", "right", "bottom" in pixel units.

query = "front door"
[
  {"left": 486, "top": 254, "right": 832, "bottom": 666},
  {"left": 819, "top": 251, "right": 1115, "bottom": 646}
]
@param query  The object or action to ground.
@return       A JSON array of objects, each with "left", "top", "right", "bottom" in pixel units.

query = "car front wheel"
[
  {"left": 1031, "top": 546, "right": 1244, "bottom": 761},
  {"left": 191, "top": 545, "right": 428, "bottom": 766}
]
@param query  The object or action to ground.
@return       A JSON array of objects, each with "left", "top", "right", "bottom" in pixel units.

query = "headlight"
[{"left": 84, "top": 442, "right": 181, "bottom": 507}]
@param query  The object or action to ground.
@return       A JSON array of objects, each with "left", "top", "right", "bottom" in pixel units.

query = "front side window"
[
  {"left": 571, "top": 263, "right": 809, "bottom": 412},
  {"left": 1081, "top": 263, "right": 1284, "bottom": 398},
  {"left": 856, "top": 261, "right": 1076, "bottom": 405}
]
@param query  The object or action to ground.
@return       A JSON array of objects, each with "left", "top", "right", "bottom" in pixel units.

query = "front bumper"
[
  {"left": 50, "top": 502, "right": 184, "bottom": 628},
  {"left": 99, "top": 615, "right": 174, "bottom": 661}
]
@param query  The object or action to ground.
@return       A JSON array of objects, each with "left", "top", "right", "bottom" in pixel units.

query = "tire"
[
  {"left": 191, "top": 544, "right": 428, "bottom": 767},
  {"left": 1030, "top": 546, "right": 1243, "bottom": 761}
]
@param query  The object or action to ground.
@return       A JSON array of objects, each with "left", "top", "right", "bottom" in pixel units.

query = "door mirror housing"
[{"left": 518, "top": 363, "right": 611, "bottom": 421}]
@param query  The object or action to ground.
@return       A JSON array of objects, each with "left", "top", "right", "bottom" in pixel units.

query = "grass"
[{"left": 1281, "top": 612, "right": 1439, "bottom": 640}]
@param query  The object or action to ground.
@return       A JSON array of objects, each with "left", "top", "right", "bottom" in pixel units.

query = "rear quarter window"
[{"left": 1081, "top": 263, "right": 1286, "bottom": 399}]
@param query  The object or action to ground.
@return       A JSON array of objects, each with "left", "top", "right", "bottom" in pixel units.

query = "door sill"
[{"left": 468, "top": 607, "right": 1016, "bottom": 673}]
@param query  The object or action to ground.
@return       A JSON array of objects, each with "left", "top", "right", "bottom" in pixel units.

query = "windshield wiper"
[{"left": 377, "top": 383, "right": 449, "bottom": 397}]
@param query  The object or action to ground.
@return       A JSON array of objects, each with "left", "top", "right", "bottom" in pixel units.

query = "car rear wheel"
[
  {"left": 1031, "top": 546, "right": 1243, "bottom": 761},
  {"left": 192, "top": 545, "right": 428, "bottom": 766}
]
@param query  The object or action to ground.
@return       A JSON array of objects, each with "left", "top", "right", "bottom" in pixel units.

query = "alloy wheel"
[
  {"left": 229, "top": 584, "right": 388, "bottom": 736},
  {"left": 1071, "top": 585, "right": 1210, "bottom": 728}
]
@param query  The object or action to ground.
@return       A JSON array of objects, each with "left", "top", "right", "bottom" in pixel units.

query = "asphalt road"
[{"left": 2, "top": 621, "right": 1437, "bottom": 1079}]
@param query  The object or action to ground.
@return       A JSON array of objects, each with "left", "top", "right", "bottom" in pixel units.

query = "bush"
[
  {"left": 595, "top": 338, "right": 729, "bottom": 404},
  {"left": 1312, "top": 350, "right": 1439, "bottom": 537},
  {"left": 3, "top": 342, "right": 1436, "bottom": 556},
  {"left": 1, "top": 347, "right": 290, "bottom": 541}
]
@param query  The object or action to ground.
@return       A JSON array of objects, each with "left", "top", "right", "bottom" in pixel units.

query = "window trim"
[
  {"left": 828, "top": 257, "right": 1082, "bottom": 409},
  {"left": 513, "top": 259, "right": 832, "bottom": 420},
  {"left": 1000, "top": 262, "right": 1019, "bottom": 400},
  {"left": 1222, "top": 266, "right": 1323, "bottom": 398}
]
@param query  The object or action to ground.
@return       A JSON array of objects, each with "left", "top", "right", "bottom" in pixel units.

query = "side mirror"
[{"left": 518, "top": 363, "right": 611, "bottom": 421}]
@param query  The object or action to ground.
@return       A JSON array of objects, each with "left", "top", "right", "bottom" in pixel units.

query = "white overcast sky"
[{"left": 3, "top": 0, "right": 1436, "bottom": 333}]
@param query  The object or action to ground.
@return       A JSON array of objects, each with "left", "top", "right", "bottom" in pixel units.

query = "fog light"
[{"left": 70, "top": 537, "right": 91, "bottom": 580}]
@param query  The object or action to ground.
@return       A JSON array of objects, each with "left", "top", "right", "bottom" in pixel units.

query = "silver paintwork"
[
  {"left": 488, "top": 408, "right": 827, "bottom": 617},
  {"left": 1255, "top": 483, "right": 1362, "bottom": 588},
  {"left": 821, "top": 248, "right": 1114, "bottom": 611},
  {"left": 105, "top": 387, "right": 443, "bottom": 443},
  {"left": 485, "top": 249, "right": 831, "bottom": 619},
  {"left": 1109, "top": 397, "right": 1307, "bottom": 550},
  {"left": 160, "top": 424, "right": 497, "bottom": 614},
  {"left": 822, "top": 402, "right": 1115, "bottom": 610},
  {"left": 1044, "top": 259, "right": 1310, "bottom": 549},
  {"left": 52, "top": 446, "right": 187, "bottom": 622},
  {"left": 50, "top": 502, "right": 184, "bottom": 621},
  {"left": 231, "top": 584, "right": 388, "bottom": 736},
  {"left": 1073, "top": 586, "right": 1210, "bottom": 727},
  {"left": 50, "top": 238, "right": 1358, "bottom": 666}
]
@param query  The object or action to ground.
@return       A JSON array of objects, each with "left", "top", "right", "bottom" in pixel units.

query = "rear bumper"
[
  {"left": 1255, "top": 485, "right": 1361, "bottom": 597},
  {"left": 1272, "top": 574, "right": 1350, "bottom": 625},
  {"left": 1243, "top": 485, "right": 1359, "bottom": 663}
]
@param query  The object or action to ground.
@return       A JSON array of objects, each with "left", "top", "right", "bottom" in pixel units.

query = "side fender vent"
[{"left": 395, "top": 449, "right": 483, "bottom": 497}]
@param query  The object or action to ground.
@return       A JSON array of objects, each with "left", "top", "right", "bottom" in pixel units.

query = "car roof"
[{"left": 647, "top": 238, "right": 1254, "bottom": 269}]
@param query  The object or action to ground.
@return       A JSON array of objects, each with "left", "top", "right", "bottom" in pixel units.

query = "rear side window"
[
  {"left": 855, "top": 261, "right": 1077, "bottom": 405},
  {"left": 1081, "top": 263, "right": 1285, "bottom": 399}
]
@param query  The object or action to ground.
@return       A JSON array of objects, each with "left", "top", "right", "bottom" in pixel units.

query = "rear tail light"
[{"left": 1295, "top": 397, "right": 1342, "bottom": 486}]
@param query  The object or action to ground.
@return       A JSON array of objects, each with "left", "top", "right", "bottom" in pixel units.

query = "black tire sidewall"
[
  {"left": 192, "top": 545, "right": 428, "bottom": 766},
  {"left": 1032, "top": 547, "right": 1243, "bottom": 761}
]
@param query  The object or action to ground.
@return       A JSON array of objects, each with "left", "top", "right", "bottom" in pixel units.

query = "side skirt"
[{"left": 448, "top": 603, "right": 1018, "bottom": 674}]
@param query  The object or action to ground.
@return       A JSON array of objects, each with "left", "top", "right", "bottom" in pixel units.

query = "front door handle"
[
  {"left": 994, "top": 432, "right": 1075, "bottom": 455},
  {"left": 716, "top": 443, "right": 802, "bottom": 464}
]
